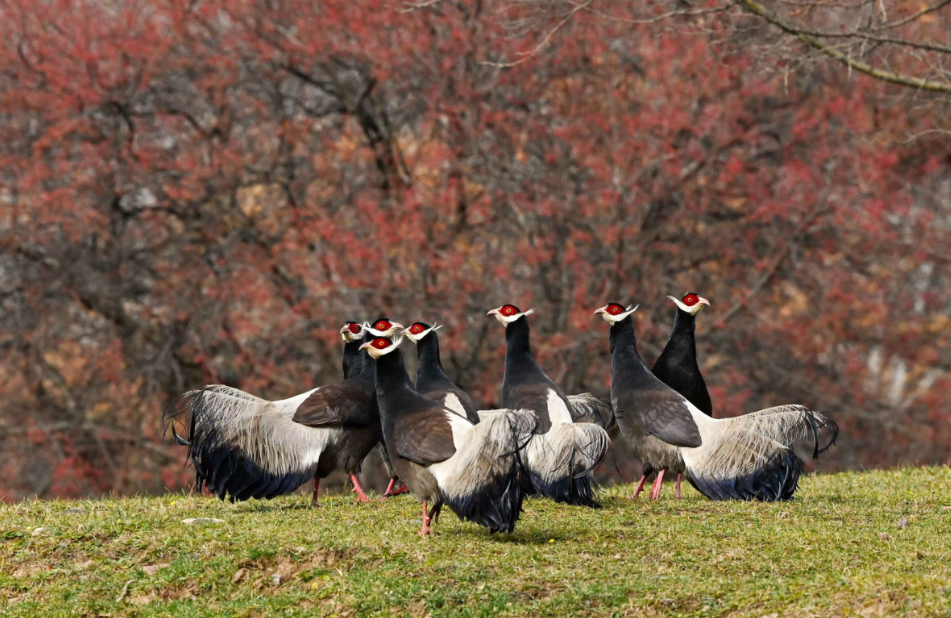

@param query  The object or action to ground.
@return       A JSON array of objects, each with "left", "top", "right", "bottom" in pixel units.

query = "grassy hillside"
[{"left": 2, "top": 467, "right": 950, "bottom": 617}]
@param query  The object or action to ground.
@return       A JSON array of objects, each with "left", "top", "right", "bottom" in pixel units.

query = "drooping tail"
[
  {"left": 568, "top": 393, "right": 616, "bottom": 433},
  {"left": 436, "top": 409, "right": 537, "bottom": 533},
  {"left": 523, "top": 422, "right": 610, "bottom": 508},
  {"left": 683, "top": 406, "right": 838, "bottom": 502},
  {"left": 730, "top": 405, "right": 839, "bottom": 460},
  {"left": 163, "top": 385, "right": 332, "bottom": 502}
]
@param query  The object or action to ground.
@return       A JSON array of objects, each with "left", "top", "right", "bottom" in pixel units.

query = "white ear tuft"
[{"left": 524, "top": 308, "right": 536, "bottom": 317}]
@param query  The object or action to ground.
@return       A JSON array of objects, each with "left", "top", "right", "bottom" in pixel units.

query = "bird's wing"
[
  {"left": 291, "top": 380, "right": 377, "bottom": 427},
  {"left": 394, "top": 407, "right": 461, "bottom": 466},
  {"left": 424, "top": 387, "right": 479, "bottom": 423},
  {"left": 616, "top": 385, "right": 702, "bottom": 448}
]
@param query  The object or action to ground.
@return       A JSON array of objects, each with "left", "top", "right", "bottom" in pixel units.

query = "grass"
[{"left": 2, "top": 467, "right": 951, "bottom": 617}]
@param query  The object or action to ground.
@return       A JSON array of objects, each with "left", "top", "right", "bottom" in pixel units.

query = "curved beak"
[
  {"left": 390, "top": 322, "right": 405, "bottom": 332},
  {"left": 486, "top": 308, "right": 500, "bottom": 317},
  {"left": 358, "top": 342, "right": 372, "bottom": 351},
  {"left": 399, "top": 327, "right": 411, "bottom": 336},
  {"left": 697, "top": 296, "right": 711, "bottom": 307},
  {"left": 593, "top": 307, "right": 607, "bottom": 316}
]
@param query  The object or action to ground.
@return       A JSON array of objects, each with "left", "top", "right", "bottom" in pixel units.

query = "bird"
[
  {"left": 487, "top": 304, "right": 610, "bottom": 507},
  {"left": 594, "top": 302, "right": 838, "bottom": 502},
  {"left": 340, "top": 321, "right": 368, "bottom": 380},
  {"left": 364, "top": 317, "right": 414, "bottom": 498},
  {"left": 402, "top": 321, "right": 480, "bottom": 423},
  {"left": 642, "top": 292, "right": 712, "bottom": 498},
  {"left": 362, "top": 334, "right": 536, "bottom": 536},
  {"left": 652, "top": 292, "right": 713, "bottom": 417},
  {"left": 163, "top": 320, "right": 402, "bottom": 505}
]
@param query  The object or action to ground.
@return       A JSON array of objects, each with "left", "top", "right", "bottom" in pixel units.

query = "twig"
[
  {"left": 401, "top": 0, "right": 445, "bottom": 12},
  {"left": 734, "top": 0, "right": 951, "bottom": 93},
  {"left": 583, "top": 5, "right": 729, "bottom": 25},
  {"left": 899, "top": 129, "right": 951, "bottom": 143},
  {"left": 482, "top": 0, "right": 594, "bottom": 68},
  {"left": 721, "top": 245, "right": 790, "bottom": 323},
  {"left": 116, "top": 579, "right": 134, "bottom": 603},
  {"left": 881, "top": 0, "right": 950, "bottom": 30}
]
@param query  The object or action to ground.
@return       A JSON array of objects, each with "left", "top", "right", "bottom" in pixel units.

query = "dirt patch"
[{"left": 230, "top": 548, "right": 356, "bottom": 590}]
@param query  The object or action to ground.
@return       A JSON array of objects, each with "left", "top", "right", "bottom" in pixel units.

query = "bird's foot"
[
  {"left": 631, "top": 475, "right": 647, "bottom": 500},
  {"left": 675, "top": 473, "right": 682, "bottom": 500},
  {"left": 382, "top": 479, "right": 409, "bottom": 498},
  {"left": 418, "top": 502, "right": 433, "bottom": 537},
  {"left": 650, "top": 470, "right": 666, "bottom": 500},
  {"left": 350, "top": 474, "right": 371, "bottom": 502}
]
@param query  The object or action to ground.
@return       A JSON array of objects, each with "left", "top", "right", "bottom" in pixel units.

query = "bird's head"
[
  {"left": 364, "top": 317, "right": 405, "bottom": 338},
  {"left": 593, "top": 302, "right": 638, "bottom": 324},
  {"left": 339, "top": 321, "right": 364, "bottom": 343},
  {"left": 668, "top": 292, "right": 710, "bottom": 316},
  {"left": 359, "top": 335, "right": 405, "bottom": 360},
  {"left": 402, "top": 321, "right": 443, "bottom": 343},
  {"left": 486, "top": 304, "right": 535, "bottom": 326}
]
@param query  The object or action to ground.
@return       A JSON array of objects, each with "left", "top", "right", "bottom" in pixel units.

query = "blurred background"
[{"left": 1, "top": 0, "right": 949, "bottom": 501}]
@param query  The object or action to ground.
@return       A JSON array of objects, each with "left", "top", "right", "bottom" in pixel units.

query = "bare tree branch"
[
  {"left": 735, "top": 0, "right": 951, "bottom": 93},
  {"left": 583, "top": 5, "right": 729, "bottom": 25},
  {"left": 482, "top": 0, "right": 594, "bottom": 68},
  {"left": 880, "top": 0, "right": 951, "bottom": 30}
]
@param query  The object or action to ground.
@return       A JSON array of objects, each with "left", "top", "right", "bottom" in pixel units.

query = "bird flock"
[{"left": 164, "top": 294, "right": 839, "bottom": 536}]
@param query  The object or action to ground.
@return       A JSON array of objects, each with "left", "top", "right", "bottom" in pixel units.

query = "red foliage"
[{"left": 1, "top": 0, "right": 950, "bottom": 500}]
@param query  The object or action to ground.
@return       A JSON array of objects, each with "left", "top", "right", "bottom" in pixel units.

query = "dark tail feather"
[
  {"left": 162, "top": 387, "right": 314, "bottom": 502},
  {"left": 446, "top": 460, "right": 525, "bottom": 534},
  {"left": 525, "top": 436, "right": 602, "bottom": 508},
  {"left": 445, "top": 410, "right": 537, "bottom": 534},
  {"left": 811, "top": 413, "right": 839, "bottom": 457},
  {"left": 687, "top": 448, "right": 804, "bottom": 502}
]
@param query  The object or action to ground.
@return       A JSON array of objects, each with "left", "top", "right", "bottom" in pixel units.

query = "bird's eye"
[
  {"left": 609, "top": 304, "right": 622, "bottom": 315},
  {"left": 375, "top": 320, "right": 391, "bottom": 331},
  {"left": 372, "top": 338, "right": 390, "bottom": 349},
  {"left": 683, "top": 294, "right": 699, "bottom": 306},
  {"left": 348, "top": 323, "right": 361, "bottom": 334},
  {"left": 411, "top": 324, "right": 424, "bottom": 334},
  {"left": 502, "top": 306, "right": 515, "bottom": 315}
]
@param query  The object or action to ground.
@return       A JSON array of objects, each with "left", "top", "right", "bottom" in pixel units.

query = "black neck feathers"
[
  {"left": 415, "top": 332, "right": 453, "bottom": 392},
  {"left": 653, "top": 307, "right": 713, "bottom": 416},
  {"left": 672, "top": 308, "right": 696, "bottom": 342},
  {"left": 342, "top": 339, "right": 365, "bottom": 380},
  {"left": 374, "top": 349, "right": 412, "bottom": 391},
  {"left": 349, "top": 331, "right": 376, "bottom": 384},
  {"left": 608, "top": 316, "right": 653, "bottom": 382},
  {"left": 504, "top": 317, "right": 537, "bottom": 371}
]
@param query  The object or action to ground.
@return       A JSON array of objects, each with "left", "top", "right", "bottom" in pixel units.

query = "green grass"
[{"left": 2, "top": 467, "right": 951, "bottom": 617}]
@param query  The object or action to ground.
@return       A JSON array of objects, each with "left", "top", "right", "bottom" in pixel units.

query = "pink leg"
[
  {"left": 675, "top": 473, "right": 682, "bottom": 500},
  {"left": 650, "top": 469, "right": 666, "bottom": 500},
  {"left": 418, "top": 501, "right": 432, "bottom": 536},
  {"left": 631, "top": 475, "right": 648, "bottom": 499},
  {"left": 383, "top": 478, "right": 409, "bottom": 497},
  {"left": 350, "top": 474, "right": 370, "bottom": 502},
  {"left": 311, "top": 476, "right": 320, "bottom": 506}
]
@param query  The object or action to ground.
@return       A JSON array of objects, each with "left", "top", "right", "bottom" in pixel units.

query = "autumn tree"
[{"left": 1, "top": 0, "right": 948, "bottom": 500}]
